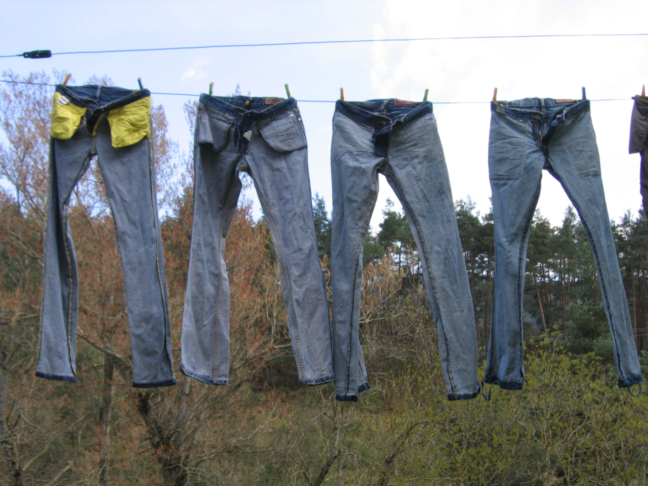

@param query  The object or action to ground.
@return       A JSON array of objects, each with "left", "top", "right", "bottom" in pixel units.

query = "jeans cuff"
[
  {"left": 335, "top": 382, "right": 371, "bottom": 402},
  {"left": 179, "top": 364, "right": 228, "bottom": 385},
  {"left": 300, "top": 374, "right": 335, "bottom": 386},
  {"left": 483, "top": 376, "right": 524, "bottom": 390},
  {"left": 132, "top": 378, "right": 177, "bottom": 388},
  {"left": 618, "top": 374, "right": 643, "bottom": 388},
  {"left": 447, "top": 390, "right": 479, "bottom": 401},
  {"left": 35, "top": 371, "right": 78, "bottom": 383}
]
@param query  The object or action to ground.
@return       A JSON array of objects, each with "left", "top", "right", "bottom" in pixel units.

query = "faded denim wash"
[
  {"left": 630, "top": 95, "right": 648, "bottom": 213},
  {"left": 37, "top": 85, "right": 176, "bottom": 388},
  {"left": 181, "top": 95, "right": 334, "bottom": 386},
  {"left": 330, "top": 99, "right": 480, "bottom": 402},
  {"left": 485, "top": 97, "right": 643, "bottom": 390}
]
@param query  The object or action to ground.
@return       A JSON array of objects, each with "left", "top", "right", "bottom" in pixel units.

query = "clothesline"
[
  {"left": 0, "top": 79, "right": 635, "bottom": 104},
  {"left": 1, "top": 32, "right": 647, "bottom": 58}
]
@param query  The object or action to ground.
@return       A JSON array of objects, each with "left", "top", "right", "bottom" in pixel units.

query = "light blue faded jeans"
[
  {"left": 37, "top": 85, "right": 176, "bottom": 388},
  {"left": 330, "top": 99, "right": 480, "bottom": 402},
  {"left": 486, "top": 98, "right": 643, "bottom": 390},
  {"left": 181, "top": 95, "right": 334, "bottom": 386}
]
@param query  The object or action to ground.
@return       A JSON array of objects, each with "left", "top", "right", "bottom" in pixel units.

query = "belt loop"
[{"left": 96, "top": 85, "right": 102, "bottom": 100}]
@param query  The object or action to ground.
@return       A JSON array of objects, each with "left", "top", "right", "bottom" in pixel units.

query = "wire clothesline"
[
  {"left": 0, "top": 79, "right": 635, "bottom": 104},
  {"left": 1, "top": 32, "right": 647, "bottom": 58}
]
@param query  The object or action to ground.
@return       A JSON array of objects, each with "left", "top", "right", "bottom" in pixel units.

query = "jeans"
[
  {"left": 330, "top": 99, "right": 480, "bottom": 402},
  {"left": 485, "top": 98, "right": 643, "bottom": 389},
  {"left": 630, "top": 95, "right": 648, "bottom": 213},
  {"left": 181, "top": 95, "right": 334, "bottom": 386},
  {"left": 37, "top": 85, "right": 176, "bottom": 388}
]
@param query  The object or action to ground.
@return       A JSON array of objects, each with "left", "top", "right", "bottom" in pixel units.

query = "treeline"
[{"left": 0, "top": 71, "right": 647, "bottom": 485}]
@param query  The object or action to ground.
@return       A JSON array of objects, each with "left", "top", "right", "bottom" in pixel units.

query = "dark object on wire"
[{"left": 23, "top": 50, "right": 52, "bottom": 59}]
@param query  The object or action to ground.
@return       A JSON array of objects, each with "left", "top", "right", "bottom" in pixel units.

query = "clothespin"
[
  {"left": 340, "top": 88, "right": 345, "bottom": 101},
  {"left": 284, "top": 83, "right": 291, "bottom": 98},
  {"left": 492, "top": 88, "right": 498, "bottom": 103},
  {"left": 208, "top": 82, "right": 213, "bottom": 96},
  {"left": 63, "top": 74, "right": 71, "bottom": 86},
  {"left": 137, "top": 77, "right": 144, "bottom": 90},
  {"left": 423, "top": 89, "right": 429, "bottom": 102},
  {"left": 642, "top": 85, "right": 645, "bottom": 100},
  {"left": 582, "top": 87, "right": 586, "bottom": 100}
]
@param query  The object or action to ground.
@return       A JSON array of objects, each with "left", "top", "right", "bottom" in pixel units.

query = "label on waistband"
[
  {"left": 394, "top": 99, "right": 414, "bottom": 106},
  {"left": 57, "top": 95, "right": 70, "bottom": 106},
  {"left": 555, "top": 99, "right": 575, "bottom": 103},
  {"left": 265, "top": 97, "right": 283, "bottom": 105}
]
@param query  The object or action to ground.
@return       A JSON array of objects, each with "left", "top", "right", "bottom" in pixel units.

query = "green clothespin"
[
  {"left": 137, "top": 77, "right": 144, "bottom": 90},
  {"left": 209, "top": 82, "right": 213, "bottom": 96},
  {"left": 423, "top": 89, "right": 429, "bottom": 102},
  {"left": 285, "top": 83, "right": 291, "bottom": 98}
]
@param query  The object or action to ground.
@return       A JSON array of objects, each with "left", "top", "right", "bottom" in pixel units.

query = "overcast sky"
[{"left": 1, "top": 0, "right": 647, "bottom": 231}]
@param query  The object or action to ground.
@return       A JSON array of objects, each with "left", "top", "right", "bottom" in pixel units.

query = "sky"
[{"left": 1, "top": 0, "right": 647, "bottom": 231}]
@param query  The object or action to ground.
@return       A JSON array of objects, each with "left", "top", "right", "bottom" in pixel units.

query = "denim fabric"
[
  {"left": 486, "top": 98, "right": 643, "bottom": 390},
  {"left": 181, "top": 95, "right": 334, "bottom": 386},
  {"left": 630, "top": 95, "right": 648, "bottom": 213},
  {"left": 330, "top": 99, "right": 480, "bottom": 402},
  {"left": 37, "top": 85, "right": 176, "bottom": 388}
]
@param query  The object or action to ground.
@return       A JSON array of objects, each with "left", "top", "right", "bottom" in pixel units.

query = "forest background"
[{"left": 1, "top": 69, "right": 648, "bottom": 485}]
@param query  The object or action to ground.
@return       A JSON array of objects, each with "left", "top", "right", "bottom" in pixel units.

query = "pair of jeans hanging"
[
  {"left": 37, "top": 85, "right": 176, "bottom": 388},
  {"left": 630, "top": 95, "right": 648, "bottom": 213},
  {"left": 330, "top": 99, "right": 481, "bottom": 402},
  {"left": 180, "top": 95, "right": 334, "bottom": 386},
  {"left": 485, "top": 98, "right": 643, "bottom": 390}
]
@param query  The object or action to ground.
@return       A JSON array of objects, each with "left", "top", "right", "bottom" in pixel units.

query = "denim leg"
[
  {"left": 548, "top": 113, "right": 643, "bottom": 387},
  {"left": 385, "top": 113, "right": 480, "bottom": 399},
  {"left": 486, "top": 113, "right": 545, "bottom": 389},
  {"left": 93, "top": 118, "right": 176, "bottom": 387},
  {"left": 181, "top": 111, "right": 242, "bottom": 385},
  {"left": 246, "top": 123, "right": 334, "bottom": 385},
  {"left": 330, "top": 114, "right": 380, "bottom": 401},
  {"left": 36, "top": 131, "right": 93, "bottom": 382}
]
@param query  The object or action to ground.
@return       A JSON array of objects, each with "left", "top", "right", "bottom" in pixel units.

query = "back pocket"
[
  {"left": 259, "top": 111, "right": 307, "bottom": 152},
  {"left": 488, "top": 112, "right": 529, "bottom": 180}
]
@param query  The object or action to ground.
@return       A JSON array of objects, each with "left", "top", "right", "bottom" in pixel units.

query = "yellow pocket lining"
[
  {"left": 107, "top": 97, "right": 151, "bottom": 148},
  {"left": 50, "top": 92, "right": 87, "bottom": 140}
]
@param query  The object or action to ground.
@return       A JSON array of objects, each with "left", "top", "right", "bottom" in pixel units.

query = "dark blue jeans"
[
  {"left": 37, "top": 85, "right": 176, "bottom": 388},
  {"left": 486, "top": 98, "right": 643, "bottom": 390},
  {"left": 330, "top": 99, "right": 480, "bottom": 402}
]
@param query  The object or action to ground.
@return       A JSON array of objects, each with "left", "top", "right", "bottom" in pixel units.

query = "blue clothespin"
[
  {"left": 423, "top": 89, "right": 429, "bottom": 102},
  {"left": 582, "top": 87, "right": 586, "bottom": 100},
  {"left": 285, "top": 84, "right": 291, "bottom": 98},
  {"left": 209, "top": 82, "right": 213, "bottom": 96},
  {"left": 138, "top": 77, "right": 144, "bottom": 90}
]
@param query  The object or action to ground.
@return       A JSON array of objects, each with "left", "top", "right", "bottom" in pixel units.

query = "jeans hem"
[
  {"left": 35, "top": 371, "right": 78, "bottom": 383},
  {"left": 483, "top": 378, "right": 524, "bottom": 390},
  {"left": 132, "top": 378, "right": 177, "bottom": 388},
  {"left": 358, "top": 381, "right": 371, "bottom": 393},
  {"left": 300, "top": 375, "right": 335, "bottom": 386},
  {"left": 335, "top": 382, "right": 371, "bottom": 402},
  {"left": 447, "top": 390, "right": 479, "bottom": 401},
  {"left": 179, "top": 364, "right": 228, "bottom": 385},
  {"left": 618, "top": 374, "right": 643, "bottom": 388}
]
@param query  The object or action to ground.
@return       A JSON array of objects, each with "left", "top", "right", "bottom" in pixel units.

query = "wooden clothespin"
[
  {"left": 492, "top": 88, "right": 498, "bottom": 103},
  {"left": 642, "top": 85, "right": 645, "bottom": 99},
  {"left": 340, "top": 88, "right": 345, "bottom": 101},
  {"left": 209, "top": 82, "right": 213, "bottom": 96},
  {"left": 137, "top": 77, "right": 144, "bottom": 90},
  {"left": 284, "top": 84, "right": 291, "bottom": 98},
  {"left": 582, "top": 87, "right": 586, "bottom": 100},
  {"left": 63, "top": 73, "right": 71, "bottom": 86},
  {"left": 423, "top": 89, "right": 429, "bottom": 102}
]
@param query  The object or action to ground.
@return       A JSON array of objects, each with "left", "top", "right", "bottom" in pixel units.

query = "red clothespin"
[{"left": 642, "top": 85, "right": 646, "bottom": 100}]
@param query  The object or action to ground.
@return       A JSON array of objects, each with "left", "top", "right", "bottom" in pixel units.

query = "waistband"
[
  {"left": 492, "top": 97, "right": 590, "bottom": 121},
  {"left": 199, "top": 94, "right": 297, "bottom": 121},
  {"left": 55, "top": 85, "right": 150, "bottom": 111},
  {"left": 335, "top": 99, "right": 432, "bottom": 132}
]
